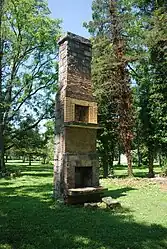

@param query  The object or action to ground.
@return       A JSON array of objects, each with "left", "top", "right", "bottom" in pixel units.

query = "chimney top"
[{"left": 58, "top": 32, "right": 91, "bottom": 47}]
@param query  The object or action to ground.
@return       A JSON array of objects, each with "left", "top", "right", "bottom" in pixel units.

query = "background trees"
[
  {"left": 85, "top": 0, "right": 167, "bottom": 177},
  {"left": 0, "top": 0, "right": 61, "bottom": 172},
  {"left": 1, "top": 0, "right": 166, "bottom": 178},
  {"left": 84, "top": 0, "right": 134, "bottom": 176},
  {"left": 131, "top": 0, "right": 167, "bottom": 176}
]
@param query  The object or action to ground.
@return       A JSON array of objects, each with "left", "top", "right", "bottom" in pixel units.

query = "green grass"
[
  {"left": 0, "top": 161, "right": 167, "bottom": 249},
  {"left": 112, "top": 164, "right": 161, "bottom": 178}
]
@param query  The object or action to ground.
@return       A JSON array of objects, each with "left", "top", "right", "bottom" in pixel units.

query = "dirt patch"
[
  {"left": 101, "top": 177, "right": 156, "bottom": 188},
  {"left": 160, "top": 184, "right": 167, "bottom": 191},
  {"left": 101, "top": 176, "right": 167, "bottom": 192},
  {"left": 149, "top": 176, "right": 167, "bottom": 192}
]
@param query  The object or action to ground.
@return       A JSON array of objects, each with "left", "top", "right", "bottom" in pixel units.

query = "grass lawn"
[{"left": 0, "top": 161, "right": 167, "bottom": 249}]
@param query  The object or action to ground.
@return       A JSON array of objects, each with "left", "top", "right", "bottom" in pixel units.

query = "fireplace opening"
[
  {"left": 75, "top": 167, "right": 92, "bottom": 188},
  {"left": 75, "top": 105, "right": 89, "bottom": 123}
]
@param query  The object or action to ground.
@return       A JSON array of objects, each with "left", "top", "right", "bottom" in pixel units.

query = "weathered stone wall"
[
  {"left": 65, "top": 127, "right": 97, "bottom": 153},
  {"left": 59, "top": 32, "right": 94, "bottom": 102},
  {"left": 64, "top": 153, "right": 99, "bottom": 191},
  {"left": 64, "top": 97, "right": 97, "bottom": 124}
]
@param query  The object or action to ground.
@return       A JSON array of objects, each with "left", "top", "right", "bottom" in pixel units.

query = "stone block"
[
  {"left": 102, "top": 197, "right": 121, "bottom": 209},
  {"left": 84, "top": 51, "right": 91, "bottom": 57},
  {"left": 84, "top": 202, "right": 98, "bottom": 208}
]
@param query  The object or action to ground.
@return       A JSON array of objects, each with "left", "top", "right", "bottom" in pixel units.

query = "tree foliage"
[
  {"left": 13, "top": 118, "right": 44, "bottom": 165},
  {"left": 132, "top": 0, "right": 167, "bottom": 176},
  {"left": 85, "top": 0, "right": 134, "bottom": 176},
  {"left": 0, "top": 0, "right": 61, "bottom": 172},
  {"left": 85, "top": 0, "right": 167, "bottom": 177}
]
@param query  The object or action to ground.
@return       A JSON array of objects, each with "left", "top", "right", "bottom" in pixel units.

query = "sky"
[{"left": 48, "top": 0, "right": 92, "bottom": 38}]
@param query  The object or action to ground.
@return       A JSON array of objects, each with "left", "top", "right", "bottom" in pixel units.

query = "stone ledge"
[
  {"left": 67, "top": 186, "right": 107, "bottom": 196},
  {"left": 65, "top": 186, "right": 107, "bottom": 204},
  {"left": 64, "top": 121, "right": 102, "bottom": 129}
]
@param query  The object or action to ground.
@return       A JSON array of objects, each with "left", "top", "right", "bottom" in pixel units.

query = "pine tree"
[
  {"left": 85, "top": 0, "right": 134, "bottom": 176},
  {"left": 109, "top": 0, "right": 133, "bottom": 176},
  {"left": 133, "top": 0, "right": 167, "bottom": 176}
]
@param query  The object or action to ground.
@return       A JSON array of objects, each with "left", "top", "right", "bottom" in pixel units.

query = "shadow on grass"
[
  {"left": 0, "top": 183, "right": 167, "bottom": 249},
  {"left": 5, "top": 161, "right": 53, "bottom": 178},
  {"left": 104, "top": 187, "right": 137, "bottom": 199},
  {"left": 134, "top": 172, "right": 149, "bottom": 178},
  {"left": 1, "top": 162, "right": 166, "bottom": 248},
  {"left": 0, "top": 183, "right": 53, "bottom": 199},
  {"left": 22, "top": 172, "right": 53, "bottom": 177}
]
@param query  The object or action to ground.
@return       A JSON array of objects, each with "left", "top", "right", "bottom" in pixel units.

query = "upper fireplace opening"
[
  {"left": 75, "top": 105, "right": 89, "bottom": 123},
  {"left": 64, "top": 97, "right": 97, "bottom": 124}
]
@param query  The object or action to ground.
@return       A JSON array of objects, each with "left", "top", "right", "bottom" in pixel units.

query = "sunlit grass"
[{"left": 0, "top": 161, "right": 167, "bottom": 249}]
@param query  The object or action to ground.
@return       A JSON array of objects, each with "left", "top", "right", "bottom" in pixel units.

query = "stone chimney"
[{"left": 54, "top": 32, "right": 103, "bottom": 204}]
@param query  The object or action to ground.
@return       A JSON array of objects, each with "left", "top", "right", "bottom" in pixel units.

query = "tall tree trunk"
[
  {"left": 0, "top": 128, "right": 5, "bottom": 172},
  {"left": 29, "top": 155, "right": 31, "bottom": 166},
  {"left": 159, "top": 153, "right": 162, "bottom": 167},
  {"left": 0, "top": 0, "right": 5, "bottom": 173},
  {"left": 117, "top": 143, "right": 121, "bottom": 165},
  {"left": 137, "top": 146, "right": 142, "bottom": 167},
  {"left": 43, "top": 157, "right": 46, "bottom": 164},
  {"left": 110, "top": 0, "right": 133, "bottom": 176},
  {"left": 126, "top": 149, "right": 133, "bottom": 177},
  {"left": 22, "top": 155, "right": 25, "bottom": 163},
  {"left": 137, "top": 131, "right": 142, "bottom": 167},
  {"left": 103, "top": 156, "right": 108, "bottom": 178},
  {"left": 109, "top": 148, "right": 114, "bottom": 175},
  {"left": 103, "top": 144, "right": 109, "bottom": 178},
  {"left": 148, "top": 150, "right": 154, "bottom": 178}
]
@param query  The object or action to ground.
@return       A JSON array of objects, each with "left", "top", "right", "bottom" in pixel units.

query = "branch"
[
  {"left": 10, "top": 56, "right": 56, "bottom": 105},
  {"left": 8, "top": 78, "right": 54, "bottom": 122},
  {"left": 5, "top": 111, "right": 47, "bottom": 152},
  {"left": 23, "top": 113, "right": 46, "bottom": 131},
  {"left": 128, "top": 64, "right": 141, "bottom": 78},
  {"left": 30, "top": 55, "right": 57, "bottom": 79},
  {"left": 10, "top": 0, "right": 23, "bottom": 45},
  {"left": 5, "top": 143, "right": 15, "bottom": 151}
]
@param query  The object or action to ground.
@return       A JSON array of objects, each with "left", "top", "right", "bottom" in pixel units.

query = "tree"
[
  {"left": 109, "top": 0, "right": 134, "bottom": 176},
  {"left": 130, "top": 0, "right": 167, "bottom": 176},
  {"left": 85, "top": 0, "right": 167, "bottom": 177},
  {"left": 42, "top": 120, "right": 54, "bottom": 163},
  {"left": 14, "top": 118, "right": 44, "bottom": 166},
  {"left": 85, "top": 0, "right": 134, "bottom": 176},
  {"left": 0, "top": 0, "right": 61, "bottom": 173},
  {"left": 92, "top": 36, "right": 119, "bottom": 177},
  {"left": 84, "top": 1, "right": 119, "bottom": 177},
  {"left": 0, "top": 0, "right": 5, "bottom": 173}
]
